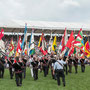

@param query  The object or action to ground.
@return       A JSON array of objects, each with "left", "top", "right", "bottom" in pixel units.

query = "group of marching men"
[{"left": 0, "top": 52, "right": 87, "bottom": 87}]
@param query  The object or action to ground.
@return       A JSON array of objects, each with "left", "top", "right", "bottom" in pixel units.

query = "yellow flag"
[
  {"left": 52, "top": 36, "right": 57, "bottom": 52},
  {"left": 38, "top": 36, "right": 42, "bottom": 47}
]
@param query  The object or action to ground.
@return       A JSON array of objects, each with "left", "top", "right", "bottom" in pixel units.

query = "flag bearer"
[
  {"left": 53, "top": 56, "right": 68, "bottom": 86},
  {"left": 13, "top": 57, "right": 23, "bottom": 86}
]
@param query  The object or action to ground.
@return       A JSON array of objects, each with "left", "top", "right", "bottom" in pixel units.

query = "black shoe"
[
  {"left": 63, "top": 84, "right": 65, "bottom": 87},
  {"left": 17, "top": 85, "right": 20, "bottom": 87}
]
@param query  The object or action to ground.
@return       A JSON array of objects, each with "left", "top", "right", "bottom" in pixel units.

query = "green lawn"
[{"left": 0, "top": 66, "right": 90, "bottom": 90}]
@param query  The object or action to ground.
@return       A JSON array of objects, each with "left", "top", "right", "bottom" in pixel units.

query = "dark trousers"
[
  {"left": 68, "top": 65, "right": 72, "bottom": 73},
  {"left": 51, "top": 67, "right": 56, "bottom": 80},
  {"left": 33, "top": 68, "right": 38, "bottom": 80},
  {"left": 74, "top": 65, "right": 78, "bottom": 73},
  {"left": 9, "top": 68, "right": 13, "bottom": 79},
  {"left": 56, "top": 69, "right": 65, "bottom": 86},
  {"left": 23, "top": 67, "right": 26, "bottom": 79},
  {"left": 64, "top": 64, "right": 68, "bottom": 75},
  {"left": 81, "top": 65, "right": 85, "bottom": 72},
  {"left": 0, "top": 68, "right": 4, "bottom": 78},
  {"left": 43, "top": 66, "right": 48, "bottom": 77},
  {"left": 15, "top": 72, "right": 22, "bottom": 86}
]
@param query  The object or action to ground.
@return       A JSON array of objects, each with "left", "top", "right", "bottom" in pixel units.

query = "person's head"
[{"left": 59, "top": 56, "right": 62, "bottom": 60}]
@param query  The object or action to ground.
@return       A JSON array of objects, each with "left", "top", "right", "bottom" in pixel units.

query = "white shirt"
[{"left": 54, "top": 59, "right": 66, "bottom": 70}]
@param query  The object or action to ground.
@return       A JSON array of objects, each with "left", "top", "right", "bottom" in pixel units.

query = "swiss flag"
[{"left": 0, "top": 29, "right": 4, "bottom": 40}]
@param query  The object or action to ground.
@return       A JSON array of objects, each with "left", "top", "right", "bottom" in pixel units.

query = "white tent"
[{"left": 0, "top": 20, "right": 90, "bottom": 35}]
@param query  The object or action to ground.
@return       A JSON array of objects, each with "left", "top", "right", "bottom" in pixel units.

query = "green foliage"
[{"left": 0, "top": 66, "right": 90, "bottom": 90}]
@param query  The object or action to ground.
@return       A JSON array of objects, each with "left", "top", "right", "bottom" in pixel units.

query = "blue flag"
[{"left": 21, "top": 24, "right": 27, "bottom": 50}]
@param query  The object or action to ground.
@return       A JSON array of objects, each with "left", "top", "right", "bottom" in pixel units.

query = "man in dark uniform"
[
  {"left": 42, "top": 56, "right": 48, "bottom": 77},
  {"left": 8, "top": 57, "right": 14, "bottom": 79},
  {"left": 50, "top": 56, "right": 56, "bottom": 79},
  {"left": 68, "top": 56, "right": 72, "bottom": 73},
  {"left": 73, "top": 56, "right": 78, "bottom": 74},
  {"left": 22, "top": 56, "right": 27, "bottom": 79},
  {"left": 0, "top": 56, "right": 5, "bottom": 78},
  {"left": 13, "top": 57, "right": 23, "bottom": 86},
  {"left": 63, "top": 56, "right": 68, "bottom": 75},
  {"left": 31, "top": 57, "right": 38, "bottom": 80},
  {"left": 80, "top": 58, "right": 85, "bottom": 72}
]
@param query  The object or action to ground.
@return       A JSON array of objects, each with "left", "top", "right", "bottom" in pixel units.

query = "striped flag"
[
  {"left": 61, "top": 28, "right": 68, "bottom": 53},
  {"left": 9, "top": 38, "right": 14, "bottom": 57},
  {"left": 38, "top": 33, "right": 47, "bottom": 55},
  {"left": 74, "top": 28, "right": 84, "bottom": 52},
  {"left": 28, "top": 29, "right": 35, "bottom": 55}
]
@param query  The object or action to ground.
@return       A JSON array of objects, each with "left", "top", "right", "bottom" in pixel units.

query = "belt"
[{"left": 15, "top": 70, "right": 22, "bottom": 74}]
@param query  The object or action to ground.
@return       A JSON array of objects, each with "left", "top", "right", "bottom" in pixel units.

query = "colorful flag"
[
  {"left": 15, "top": 36, "right": 22, "bottom": 56},
  {"left": 61, "top": 28, "right": 68, "bottom": 52},
  {"left": 65, "top": 31, "right": 75, "bottom": 56},
  {"left": 48, "top": 31, "right": 53, "bottom": 54},
  {"left": 0, "top": 39, "right": 5, "bottom": 53},
  {"left": 28, "top": 29, "right": 35, "bottom": 55},
  {"left": 21, "top": 24, "right": 28, "bottom": 55},
  {"left": 66, "top": 31, "right": 74, "bottom": 49},
  {"left": 0, "top": 29, "right": 5, "bottom": 53},
  {"left": 84, "top": 36, "right": 90, "bottom": 58},
  {"left": 52, "top": 36, "right": 57, "bottom": 54},
  {"left": 38, "top": 33, "right": 47, "bottom": 55},
  {"left": 21, "top": 24, "right": 27, "bottom": 50},
  {"left": 0, "top": 29, "right": 4, "bottom": 40},
  {"left": 9, "top": 39, "right": 14, "bottom": 57},
  {"left": 74, "top": 28, "right": 84, "bottom": 52}
]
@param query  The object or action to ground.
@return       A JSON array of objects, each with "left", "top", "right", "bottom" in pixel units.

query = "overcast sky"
[{"left": 0, "top": 0, "right": 90, "bottom": 23}]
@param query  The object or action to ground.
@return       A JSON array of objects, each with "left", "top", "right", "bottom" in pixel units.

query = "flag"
[
  {"left": 84, "top": 36, "right": 90, "bottom": 58},
  {"left": 0, "top": 29, "right": 5, "bottom": 53},
  {"left": 24, "top": 45, "right": 27, "bottom": 55},
  {"left": 21, "top": 24, "right": 28, "bottom": 55},
  {"left": 66, "top": 31, "right": 74, "bottom": 49},
  {"left": 15, "top": 36, "right": 22, "bottom": 57},
  {"left": 0, "top": 29, "right": 4, "bottom": 40},
  {"left": 48, "top": 31, "right": 53, "bottom": 54},
  {"left": 61, "top": 28, "right": 68, "bottom": 52},
  {"left": 64, "top": 47, "right": 69, "bottom": 56},
  {"left": 28, "top": 29, "right": 35, "bottom": 55},
  {"left": 0, "top": 39, "right": 5, "bottom": 53},
  {"left": 21, "top": 24, "right": 27, "bottom": 50},
  {"left": 65, "top": 31, "right": 75, "bottom": 56},
  {"left": 9, "top": 39, "right": 14, "bottom": 57},
  {"left": 38, "top": 33, "right": 47, "bottom": 55},
  {"left": 74, "top": 28, "right": 84, "bottom": 52},
  {"left": 52, "top": 36, "right": 57, "bottom": 54}
]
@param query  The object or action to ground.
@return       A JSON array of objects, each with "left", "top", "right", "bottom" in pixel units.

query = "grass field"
[{"left": 0, "top": 66, "right": 90, "bottom": 90}]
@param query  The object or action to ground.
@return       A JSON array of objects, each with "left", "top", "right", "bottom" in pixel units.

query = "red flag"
[
  {"left": 61, "top": 28, "right": 67, "bottom": 52},
  {"left": 66, "top": 31, "right": 74, "bottom": 48},
  {"left": 0, "top": 29, "right": 4, "bottom": 40},
  {"left": 38, "top": 33, "right": 48, "bottom": 55},
  {"left": 69, "top": 47, "right": 74, "bottom": 56},
  {"left": 15, "top": 36, "right": 22, "bottom": 56}
]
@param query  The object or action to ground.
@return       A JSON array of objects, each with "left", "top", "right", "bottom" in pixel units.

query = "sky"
[{"left": 0, "top": 0, "right": 90, "bottom": 23}]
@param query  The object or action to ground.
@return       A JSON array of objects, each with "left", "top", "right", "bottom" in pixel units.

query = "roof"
[{"left": 0, "top": 20, "right": 90, "bottom": 35}]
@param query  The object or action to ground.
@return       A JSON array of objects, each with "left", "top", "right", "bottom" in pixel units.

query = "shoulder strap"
[{"left": 57, "top": 61, "right": 63, "bottom": 67}]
